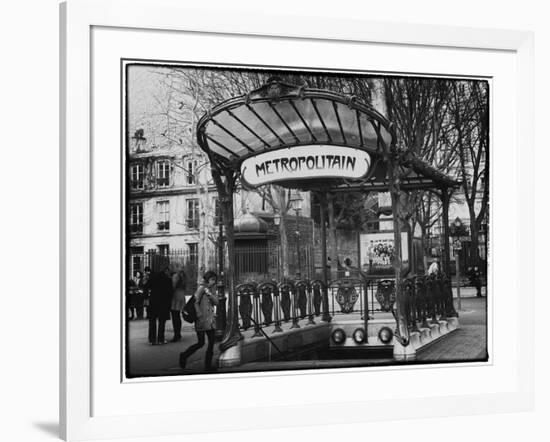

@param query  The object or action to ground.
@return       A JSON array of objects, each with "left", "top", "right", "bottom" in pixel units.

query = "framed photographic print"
[{"left": 60, "top": 0, "right": 534, "bottom": 440}]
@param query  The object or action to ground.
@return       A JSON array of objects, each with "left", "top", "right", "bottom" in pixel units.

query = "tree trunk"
[{"left": 469, "top": 210, "right": 480, "bottom": 266}]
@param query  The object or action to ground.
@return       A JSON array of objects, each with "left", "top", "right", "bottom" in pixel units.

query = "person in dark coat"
[
  {"left": 146, "top": 265, "right": 173, "bottom": 345},
  {"left": 472, "top": 265, "right": 483, "bottom": 297}
]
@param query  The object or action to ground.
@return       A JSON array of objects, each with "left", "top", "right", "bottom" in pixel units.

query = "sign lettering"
[{"left": 241, "top": 145, "right": 371, "bottom": 187}]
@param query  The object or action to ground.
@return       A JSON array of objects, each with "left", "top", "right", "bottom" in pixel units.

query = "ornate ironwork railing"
[
  {"left": 235, "top": 280, "right": 325, "bottom": 335},
  {"left": 231, "top": 272, "right": 456, "bottom": 340}
]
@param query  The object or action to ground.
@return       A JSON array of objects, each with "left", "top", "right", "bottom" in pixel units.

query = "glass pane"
[
  {"left": 358, "top": 113, "right": 379, "bottom": 150},
  {"left": 334, "top": 102, "right": 361, "bottom": 147},
  {"left": 292, "top": 99, "right": 328, "bottom": 143},
  {"left": 206, "top": 118, "right": 247, "bottom": 157},
  {"left": 249, "top": 101, "right": 297, "bottom": 146},
  {"left": 312, "top": 99, "right": 344, "bottom": 144}
]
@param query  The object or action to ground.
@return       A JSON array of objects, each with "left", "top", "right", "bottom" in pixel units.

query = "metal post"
[
  {"left": 272, "top": 288, "right": 283, "bottom": 333},
  {"left": 295, "top": 210, "right": 301, "bottom": 279},
  {"left": 307, "top": 284, "right": 315, "bottom": 325},
  {"left": 319, "top": 193, "right": 331, "bottom": 322},
  {"left": 290, "top": 284, "right": 301, "bottom": 329},
  {"left": 215, "top": 222, "right": 226, "bottom": 340},
  {"left": 455, "top": 247, "right": 462, "bottom": 311}
]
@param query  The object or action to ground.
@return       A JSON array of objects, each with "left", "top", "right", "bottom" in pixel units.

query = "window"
[
  {"left": 156, "top": 200, "right": 170, "bottom": 231},
  {"left": 130, "top": 163, "right": 145, "bottom": 190},
  {"left": 130, "top": 246, "right": 144, "bottom": 276},
  {"left": 186, "top": 160, "right": 197, "bottom": 185},
  {"left": 129, "top": 203, "right": 143, "bottom": 234},
  {"left": 156, "top": 160, "right": 170, "bottom": 187},
  {"left": 186, "top": 199, "right": 200, "bottom": 229},
  {"left": 188, "top": 243, "right": 198, "bottom": 265}
]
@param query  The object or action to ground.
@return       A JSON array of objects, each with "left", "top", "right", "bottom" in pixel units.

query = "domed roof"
[{"left": 234, "top": 211, "right": 269, "bottom": 234}]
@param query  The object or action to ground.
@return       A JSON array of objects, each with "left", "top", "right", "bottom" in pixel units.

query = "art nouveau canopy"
[{"left": 197, "top": 78, "right": 458, "bottom": 192}]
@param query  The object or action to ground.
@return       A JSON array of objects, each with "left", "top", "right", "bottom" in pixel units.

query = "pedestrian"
[
  {"left": 142, "top": 267, "right": 151, "bottom": 319},
  {"left": 133, "top": 270, "right": 145, "bottom": 319},
  {"left": 170, "top": 266, "right": 187, "bottom": 342},
  {"left": 178, "top": 270, "right": 219, "bottom": 372},
  {"left": 146, "top": 264, "right": 172, "bottom": 345},
  {"left": 427, "top": 261, "right": 440, "bottom": 276},
  {"left": 473, "top": 265, "right": 482, "bottom": 297},
  {"left": 126, "top": 278, "right": 136, "bottom": 320}
]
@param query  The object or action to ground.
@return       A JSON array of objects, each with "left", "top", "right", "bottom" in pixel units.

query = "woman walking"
[
  {"left": 170, "top": 267, "right": 187, "bottom": 342},
  {"left": 178, "top": 271, "right": 218, "bottom": 372}
]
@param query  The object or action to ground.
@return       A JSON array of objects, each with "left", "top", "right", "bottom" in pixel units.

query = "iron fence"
[
  {"left": 228, "top": 272, "right": 455, "bottom": 338},
  {"left": 129, "top": 249, "right": 199, "bottom": 293}
]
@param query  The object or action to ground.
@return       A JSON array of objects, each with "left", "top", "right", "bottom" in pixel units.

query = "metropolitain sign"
[{"left": 240, "top": 145, "right": 371, "bottom": 187}]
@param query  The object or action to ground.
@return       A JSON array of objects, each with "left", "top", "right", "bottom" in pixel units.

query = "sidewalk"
[
  {"left": 126, "top": 297, "right": 488, "bottom": 377},
  {"left": 452, "top": 286, "right": 487, "bottom": 298},
  {"left": 126, "top": 321, "right": 218, "bottom": 377},
  {"left": 417, "top": 296, "right": 488, "bottom": 362}
]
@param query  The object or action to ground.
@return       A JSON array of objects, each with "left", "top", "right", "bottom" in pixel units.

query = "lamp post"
[
  {"left": 215, "top": 214, "right": 226, "bottom": 340},
  {"left": 289, "top": 191, "right": 303, "bottom": 279},
  {"left": 274, "top": 213, "right": 281, "bottom": 281},
  {"left": 451, "top": 217, "right": 463, "bottom": 311}
]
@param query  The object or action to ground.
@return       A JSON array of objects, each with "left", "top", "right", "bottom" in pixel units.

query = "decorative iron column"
[
  {"left": 389, "top": 183, "right": 410, "bottom": 347},
  {"left": 209, "top": 162, "right": 242, "bottom": 367},
  {"left": 319, "top": 192, "right": 332, "bottom": 323},
  {"left": 215, "top": 222, "right": 226, "bottom": 340}
]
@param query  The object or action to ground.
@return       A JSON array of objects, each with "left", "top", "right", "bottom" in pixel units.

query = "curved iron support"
[
  {"left": 278, "top": 281, "right": 294, "bottom": 323},
  {"left": 404, "top": 277, "right": 420, "bottom": 332},
  {"left": 393, "top": 279, "right": 410, "bottom": 346},
  {"left": 271, "top": 285, "right": 283, "bottom": 333},
  {"left": 311, "top": 279, "right": 324, "bottom": 317},
  {"left": 415, "top": 276, "right": 430, "bottom": 329},
  {"left": 252, "top": 288, "right": 262, "bottom": 338},
  {"left": 295, "top": 280, "right": 309, "bottom": 319},
  {"left": 235, "top": 283, "right": 256, "bottom": 331},
  {"left": 290, "top": 281, "right": 301, "bottom": 329},
  {"left": 258, "top": 281, "right": 277, "bottom": 329}
]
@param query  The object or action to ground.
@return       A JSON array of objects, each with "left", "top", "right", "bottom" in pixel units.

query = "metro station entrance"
[{"left": 196, "top": 77, "right": 460, "bottom": 366}]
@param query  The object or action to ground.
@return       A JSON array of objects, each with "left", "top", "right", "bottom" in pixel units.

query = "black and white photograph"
[
  {"left": 124, "top": 63, "right": 489, "bottom": 377},
  {"left": 5, "top": 0, "right": 548, "bottom": 440}
]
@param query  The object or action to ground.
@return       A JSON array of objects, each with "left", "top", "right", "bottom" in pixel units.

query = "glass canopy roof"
[
  {"left": 196, "top": 79, "right": 458, "bottom": 190},
  {"left": 197, "top": 79, "right": 393, "bottom": 163}
]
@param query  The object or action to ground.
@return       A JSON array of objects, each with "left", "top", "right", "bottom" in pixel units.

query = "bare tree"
[{"left": 445, "top": 81, "right": 489, "bottom": 265}]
